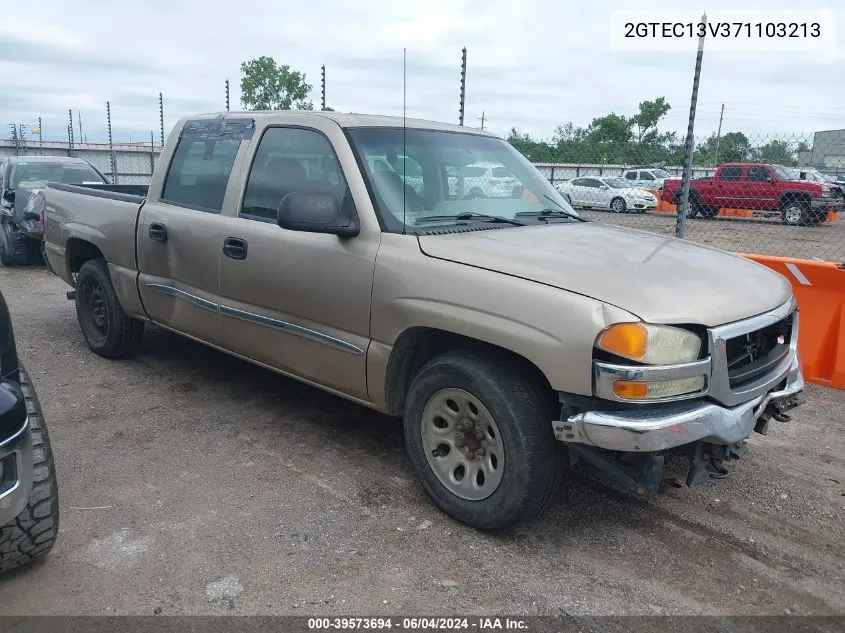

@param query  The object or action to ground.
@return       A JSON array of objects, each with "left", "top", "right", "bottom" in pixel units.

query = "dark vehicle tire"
[
  {"left": 781, "top": 199, "right": 809, "bottom": 226},
  {"left": 675, "top": 193, "right": 698, "bottom": 218},
  {"left": 467, "top": 188, "right": 485, "bottom": 200},
  {"left": 403, "top": 349, "right": 561, "bottom": 531},
  {"left": 0, "top": 365, "right": 59, "bottom": 573},
  {"left": 75, "top": 258, "right": 144, "bottom": 359},
  {"left": 610, "top": 197, "right": 626, "bottom": 213},
  {"left": 699, "top": 205, "right": 720, "bottom": 219},
  {"left": 0, "top": 222, "right": 27, "bottom": 267}
]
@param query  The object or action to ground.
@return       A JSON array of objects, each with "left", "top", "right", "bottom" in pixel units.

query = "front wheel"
[
  {"left": 610, "top": 197, "right": 626, "bottom": 213},
  {"left": 403, "top": 350, "right": 560, "bottom": 531},
  {"left": 0, "top": 365, "right": 59, "bottom": 573},
  {"left": 781, "top": 201, "right": 808, "bottom": 226},
  {"left": 75, "top": 258, "right": 144, "bottom": 358}
]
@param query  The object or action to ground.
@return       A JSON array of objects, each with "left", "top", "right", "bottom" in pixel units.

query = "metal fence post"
[
  {"left": 150, "top": 130, "right": 156, "bottom": 178},
  {"left": 67, "top": 109, "right": 75, "bottom": 157},
  {"left": 159, "top": 92, "right": 165, "bottom": 146},
  {"left": 38, "top": 117, "right": 43, "bottom": 155},
  {"left": 675, "top": 13, "right": 707, "bottom": 239},
  {"left": 107, "top": 101, "right": 117, "bottom": 184},
  {"left": 459, "top": 47, "right": 467, "bottom": 126}
]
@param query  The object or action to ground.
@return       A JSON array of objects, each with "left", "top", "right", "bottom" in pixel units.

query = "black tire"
[
  {"left": 610, "top": 197, "right": 626, "bottom": 213},
  {"left": 75, "top": 258, "right": 144, "bottom": 358},
  {"left": 0, "top": 222, "right": 27, "bottom": 267},
  {"left": 698, "top": 205, "right": 720, "bottom": 220},
  {"left": 0, "top": 365, "right": 59, "bottom": 573},
  {"left": 403, "top": 349, "right": 561, "bottom": 531},
  {"left": 467, "top": 188, "right": 485, "bottom": 200},
  {"left": 675, "top": 193, "right": 698, "bottom": 218},
  {"left": 780, "top": 198, "right": 809, "bottom": 226}
]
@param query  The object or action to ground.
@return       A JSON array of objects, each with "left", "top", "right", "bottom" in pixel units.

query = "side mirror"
[
  {"left": 277, "top": 192, "right": 359, "bottom": 238},
  {"left": 766, "top": 175, "right": 774, "bottom": 183},
  {"left": 0, "top": 381, "right": 26, "bottom": 438}
]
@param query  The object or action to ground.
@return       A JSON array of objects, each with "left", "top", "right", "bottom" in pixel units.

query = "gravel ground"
[
  {"left": 579, "top": 210, "right": 845, "bottom": 262},
  {"left": 0, "top": 266, "right": 843, "bottom": 616}
]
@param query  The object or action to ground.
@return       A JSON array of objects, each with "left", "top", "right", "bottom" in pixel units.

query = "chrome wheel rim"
[
  {"left": 611, "top": 198, "right": 624, "bottom": 212},
  {"left": 784, "top": 206, "right": 802, "bottom": 224},
  {"left": 420, "top": 388, "right": 505, "bottom": 501}
]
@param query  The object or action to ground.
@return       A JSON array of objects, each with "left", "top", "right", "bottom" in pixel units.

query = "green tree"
[
  {"left": 695, "top": 131, "right": 751, "bottom": 165},
  {"left": 753, "top": 140, "right": 796, "bottom": 165},
  {"left": 240, "top": 56, "right": 313, "bottom": 110},
  {"left": 584, "top": 113, "right": 633, "bottom": 145},
  {"left": 632, "top": 97, "right": 671, "bottom": 144}
]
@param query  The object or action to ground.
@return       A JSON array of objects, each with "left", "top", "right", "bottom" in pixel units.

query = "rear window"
[{"left": 10, "top": 161, "right": 105, "bottom": 189}]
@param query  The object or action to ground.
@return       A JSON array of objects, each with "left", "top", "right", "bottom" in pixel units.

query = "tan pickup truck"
[{"left": 43, "top": 111, "right": 804, "bottom": 530}]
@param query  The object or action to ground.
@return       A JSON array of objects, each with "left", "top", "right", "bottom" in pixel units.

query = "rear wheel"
[
  {"left": 75, "top": 258, "right": 144, "bottom": 358},
  {"left": 675, "top": 193, "right": 698, "bottom": 218},
  {"left": 698, "top": 205, "right": 720, "bottom": 219},
  {"left": 467, "top": 188, "right": 485, "bottom": 200},
  {"left": 403, "top": 349, "right": 561, "bottom": 531},
  {"left": 0, "top": 222, "right": 27, "bottom": 267}
]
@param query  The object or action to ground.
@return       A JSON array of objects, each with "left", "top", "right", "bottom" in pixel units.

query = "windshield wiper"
[
  {"left": 514, "top": 208, "right": 588, "bottom": 222},
  {"left": 414, "top": 212, "right": 526, "bottom": 226}
]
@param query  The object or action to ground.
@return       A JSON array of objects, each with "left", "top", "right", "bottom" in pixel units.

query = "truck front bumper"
[
  {"left": 0, "top": 419, "right": 33, "bottom": 526},
  {"left": 553, "top": 354, "right": 804, "bottom": 453}
]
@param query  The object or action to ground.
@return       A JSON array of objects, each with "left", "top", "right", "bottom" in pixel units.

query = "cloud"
[{"left": 1, "top": 0, "right": 843, "bottom": 145}]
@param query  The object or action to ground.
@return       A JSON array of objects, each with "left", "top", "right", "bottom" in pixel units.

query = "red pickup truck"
[{"left": 663, "top": 163, "right": 843, "bottom": 226}]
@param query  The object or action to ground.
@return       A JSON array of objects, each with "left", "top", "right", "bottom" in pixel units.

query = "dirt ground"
[{"left": 0, "top": 266, "right": 842, "bottom": 616}]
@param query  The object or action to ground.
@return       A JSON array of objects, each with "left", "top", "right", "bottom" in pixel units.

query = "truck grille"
[{"left": 725, "top": 312, "right": 793, "bottom": 389}]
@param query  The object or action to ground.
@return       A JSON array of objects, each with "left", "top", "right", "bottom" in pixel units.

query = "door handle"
[
  {"left": 148, "top": 222, "right": 167, "bottom": 242},
  {"left": 223, "top": 237, "right": 248, "bottom": 260}
]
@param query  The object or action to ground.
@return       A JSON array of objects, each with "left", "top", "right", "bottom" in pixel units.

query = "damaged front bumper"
[{"left": 554, "top": 354, "right": 804, "bottom": 453}]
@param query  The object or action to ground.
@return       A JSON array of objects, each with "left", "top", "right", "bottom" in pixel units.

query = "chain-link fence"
[
  {"left": 4, "top": 113, "right": 844, "bottom": 264},
  {"left": 531, "top": 133, "right": 844, "bottom": 263}
]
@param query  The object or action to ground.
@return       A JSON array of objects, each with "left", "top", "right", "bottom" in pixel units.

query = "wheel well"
[
  {"left": 779, "top": 192, "right": 811, "bottom": 208},
  {"left": 66, "top": 238, "right": 104, "bottom": 275},
  {"left": 383, "top": 327, "right": 554, "bottom": 417}
]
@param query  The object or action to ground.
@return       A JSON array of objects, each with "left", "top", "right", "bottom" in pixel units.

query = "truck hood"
[{"left": 417, "top": 223, "right": 792, "bottom": 327}]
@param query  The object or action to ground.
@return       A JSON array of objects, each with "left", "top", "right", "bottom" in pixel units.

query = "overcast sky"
[{"left": 1, "top": 0, "right": 843, "bottom": 145}]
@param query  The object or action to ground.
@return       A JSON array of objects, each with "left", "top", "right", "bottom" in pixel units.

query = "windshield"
[
  {"left": 9, "top": 161, "right": 106, "bottom": 189},
  {"left": 346, "top": 127, "right": 578, "bottom": 232},
  {"left": 604, "top": 178, "right": 628, "bottom": 189},
  {"left": 652, "top": 169, "right": 670, "bottom": 178},
  {"left": 772, "top": 165, "right": 799, "bottom": 181}
]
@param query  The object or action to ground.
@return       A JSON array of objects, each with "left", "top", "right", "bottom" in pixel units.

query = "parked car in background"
[
  {"left": 0, "top": 156, "right": 108, "bottom": 266},
  {"left": 662, "top": 162, "right": 843, "bottom": 225},
  {"left": 458, "top": 162, "right": 522, "bottom": 199},
  {"left": 556, "top": 176, "right": 657, "bottom": 213},
  {"left": 620, "top": 166, "right": 672, "bottom": 190},
  {"left": 43, "top": 111, "right": 804, "bottom": 530},
  {"left": 0, "top": 287, "right": 59, "bottom": 573}
]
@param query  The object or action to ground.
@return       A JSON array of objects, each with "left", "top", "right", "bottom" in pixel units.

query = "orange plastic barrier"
[
  {"left": 738, "top": 254, "right": 845, "bottom": 390},
  {"left": 652, "top": 196, "right": 838, "bottom": 223}
]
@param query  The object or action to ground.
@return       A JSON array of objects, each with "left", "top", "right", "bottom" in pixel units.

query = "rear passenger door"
[
  {"left": 136, "top": 118, "right": 254, "bottom": 348},
  {"left": 216, "top": 123, "right": 379, "bottom": 399},
  {"left": 744, "top": 165, "right": 777, "bottom": 210},
  {"left": 713, "top": 166, "right": 745, "bottom": 208}
]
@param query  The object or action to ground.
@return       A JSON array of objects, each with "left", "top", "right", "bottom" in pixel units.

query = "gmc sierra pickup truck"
[
  {"left": 663, "top": 162, "right": 843, "bottom": 225},
  {"left": 43, "top": 112, "right": 804, "bottom": 530}
]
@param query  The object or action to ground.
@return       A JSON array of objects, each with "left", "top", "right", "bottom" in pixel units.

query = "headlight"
[
  {"left": 596, "top": 322, "right": 702, "bottom": 365},
  {"left": 821, "top": 190, "right": 834, "bottom": 198}
]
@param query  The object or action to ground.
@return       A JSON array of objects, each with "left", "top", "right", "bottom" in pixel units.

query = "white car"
[
  {"left": 556, "top": 176, "right": 657, "bottom": 213},
  {"left": 453, "top": 162, "right": 521, "bottom": 199},
  {"left": 621, "top": 167, "right": 672, "bottom": 190}
]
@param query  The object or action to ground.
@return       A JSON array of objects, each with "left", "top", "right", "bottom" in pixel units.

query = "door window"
[
  {"left": 161, "top": 134, "right": 242, "bottom": 212},
  {"left": 718, "top": 166, "right": 744, "bottom": 181},
  {"left": 747, "top": 166, "right": 771, "bottom": 182},
  {"left": 240, "top": 127, "right": 354, "bottom": 223}
]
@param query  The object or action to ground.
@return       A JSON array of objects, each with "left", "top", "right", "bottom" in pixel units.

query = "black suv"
[{"left": 0, "top": 288, "right": 59, "bottom": 572}]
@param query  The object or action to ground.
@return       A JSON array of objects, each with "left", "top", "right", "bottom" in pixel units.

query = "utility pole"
[
  {"left": 78, "top": 111, "right": 83, "bottom": 145},
  {"left": 225, "top": 80, "right": 230, "bottom": 111},
  {"left": 713, "top": 103, "right": 724, "bottom": 166},
  {"left": 458, "top": 47, "right": 467, "bottom": 125},
  {"left": 38, "top": 117, "right": 43, "bottom": 155},
  {"left": 477, "top": 111, "right": 486, "bottom": 131},
  {"left": 321, "top": 65, "right": 326, "bottom": 111},
  {"left": 67, "top": 109, "right": 75, "bottom": 156}
]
